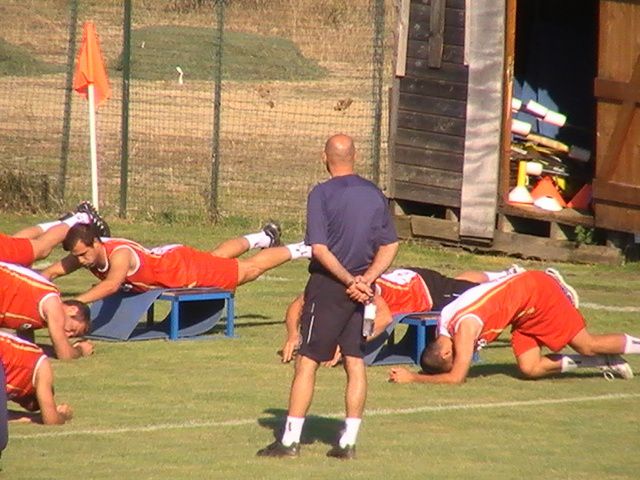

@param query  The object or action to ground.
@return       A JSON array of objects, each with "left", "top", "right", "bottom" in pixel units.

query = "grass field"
[{"left": 1, "top": 213, "right": 639, "bottom": 479}]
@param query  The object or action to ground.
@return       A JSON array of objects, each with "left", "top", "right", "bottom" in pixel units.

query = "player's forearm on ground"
[
  {"left": 52, "top": 340, "right": 83, "bottom": 360},
  {"left": 361, "top": 242, "right": 399, "bottom": 284},
  {"left": 75, "top": 280, "right": 122, "bottom": 304}
]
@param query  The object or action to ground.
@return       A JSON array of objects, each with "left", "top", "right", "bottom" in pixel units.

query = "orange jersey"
[
  {"left": 376, "top": 269, "right": 432, "bottom": 314},
  {"left": 0, "top": 331, "right": 47, "bottom": 402},
  {"left": 0, "top": 233, "right": 35, "bottom": 266},
  {"left": 438, "top": 270, "right": 585, "bottom": 356},
  {"left": 89, "top": 238, "right": 239, "bottom": 293},
  {"left": 0, "top": 261, "right": 59, "bottom": 330}
]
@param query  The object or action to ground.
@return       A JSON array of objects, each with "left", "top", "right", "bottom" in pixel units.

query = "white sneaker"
[
  {"left": 545, "top": 268, "right": 580, "bottom": 309},
  {"left": 600, "top": 355, "right": 634, "bottom": 380}
]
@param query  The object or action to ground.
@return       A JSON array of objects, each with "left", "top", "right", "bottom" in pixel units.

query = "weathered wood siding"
[{"left": 392, "top": 0, "right": 468, "bottom": 208}]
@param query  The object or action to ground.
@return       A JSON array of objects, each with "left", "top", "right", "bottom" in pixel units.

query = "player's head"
[
  {"left": 323, "top": 133, "right": 356, "bottom": 174},
  {"left": 63, "top": 223, "right": 103, "bottom": 268},
  {"left": 62, "top": 299, "right": 91, "bottom": 338},
  {"left": 420, "top": 335, "right": 454, "bottom": 374}
]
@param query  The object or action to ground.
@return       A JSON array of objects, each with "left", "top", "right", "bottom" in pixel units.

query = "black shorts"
[
  {"left": 411, "top": 268, "right": 478, "bottom": 311},
  {"left": 298, "top": 272, "right": 365, "bottom": 362}
]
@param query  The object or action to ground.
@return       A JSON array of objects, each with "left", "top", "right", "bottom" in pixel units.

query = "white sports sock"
[
  {"left": 483, "top": 271, "right": 506, "bottom": 281},
  {"left": 37, "top": 220, "right": 62, "bottom": 233},
  {"left": 560, "top": 355, "right": 607, "bottom": 372},
  {"left": 286, "top": 242, "right": 312, "bottom": 260},
  {"left": 623, "top": 334, "right": 640, "bottom": 354},
  {"left": 243, "top": 232, "right": 271, "bottom": 249},
  {"left": 281, "top": 416, "right": 305, "bottom": 447},
  {"left": 62, "top": 212, "right": 91, "bottom": 227},
  {"left": 339, "top": 417, "right": 362, "bottom": 448}
]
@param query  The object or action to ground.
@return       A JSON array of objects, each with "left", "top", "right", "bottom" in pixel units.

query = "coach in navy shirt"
[{"left": 258, "top": 134, "right": 398, "bottom": 459}]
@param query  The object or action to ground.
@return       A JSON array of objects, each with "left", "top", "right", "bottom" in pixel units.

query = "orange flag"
[{"left": 73, "top": 21, "right": 111, "bottom": 106}]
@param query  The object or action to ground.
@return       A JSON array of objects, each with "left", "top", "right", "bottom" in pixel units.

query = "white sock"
[
  {"left": 483, "top": 271, "right": 505, "bottom": 281},
  {"left": 281, "top": 416, "right": 305, "bottom": 447},
  {"left": 560, "top": 355, "right": 607, "bottom": 372},
  {"left": 62, "top": 212, "right": 90, "bottom": 227},
  {"left": 339, "top": 417, "right": 362, "bottom": 448},
  {"left": 37, "top": 220, "right": 62, "bottom": 233},
  {"left": 243, "top": 231, "right": 271, "bottom": 249},
  {"left": 624, "top": 334, "right": 640, "bottom": 354},
  {"left": 286, "top": 242, "right": 312, "bottom": 260}
]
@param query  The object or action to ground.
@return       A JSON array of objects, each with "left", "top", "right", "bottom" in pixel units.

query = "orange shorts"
[
  {"left": 511, "top": 287, "right": 586, "bottom": 357},
  {"left": 0, "top": 234, "right": 35, "bottom": 267}
]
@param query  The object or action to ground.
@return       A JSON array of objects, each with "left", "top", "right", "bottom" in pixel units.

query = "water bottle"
[{"left": 362, "top": 299, "right": 376, "bottom": 338}]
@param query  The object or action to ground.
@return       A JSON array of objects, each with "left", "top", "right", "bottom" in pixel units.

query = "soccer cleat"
[
  {"left": 262, "top": 220, "right": 282, "bottom": 247},
  {"left": 256, "top": 440, "right": 299, "bottom": 458},
  {"left": 76, "top": 201, "right": 111, "bottom": 237},
  {"left": 326, "top": 444, "right": 356, "bottom": 460},
  {"left": 600, "top": 355, "right": 634, "bottom": 380},
  {"left": 545, "top": 268, "right": 579, "bottom": 309}
]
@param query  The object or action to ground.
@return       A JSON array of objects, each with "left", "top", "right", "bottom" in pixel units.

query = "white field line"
[
  {"left": 581, "top": 302, "right": 640, "bottom": 313},
  {"left": 12, "top": 392, "right": 640, "bottom": 440}
]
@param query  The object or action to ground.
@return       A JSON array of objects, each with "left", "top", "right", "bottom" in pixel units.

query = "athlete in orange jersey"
[
  {"left": 0, "top": 201, "right": 108, "bottom": 267},
  {"left": 0, "top": 331, "right": 74, "bottom": 425},
  {"left": 42, "top": 222, "right": 310, "bottom": 304},
  {"left": 0, "top": 262, "right": 93, "bottom": 360},
  {"left": 279, "top": 267, "right": 521, "bottom": 364},
  {"left": 388, "top": 270, "right": 640, "bottom": 384}
]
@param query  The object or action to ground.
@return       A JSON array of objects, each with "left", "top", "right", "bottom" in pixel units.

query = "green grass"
[
  {"left": 2, "top": 214, "right": 640, "bottom": 479},
  {"left": 0, "top": 38, "right": 63, "bottom": 77},
  {"left": 114, "top": 26, "right": 328, "bottom": 81}
]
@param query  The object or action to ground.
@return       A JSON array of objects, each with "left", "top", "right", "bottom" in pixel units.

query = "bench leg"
[
  {"left": 170, "top": 300, "right": 180, "bottom": 340},
  {"left": 226, "top": 296, "right": 235, "bottom": 337},
  {"left": 414, "top": 323, "right": 426, "bottom": 365}
]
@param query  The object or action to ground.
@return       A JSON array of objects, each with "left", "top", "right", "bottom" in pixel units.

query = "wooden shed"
[{"left": 388, "top": 0, "right": 640, "bottom": 263}]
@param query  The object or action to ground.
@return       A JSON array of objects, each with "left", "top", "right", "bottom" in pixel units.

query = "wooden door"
[{"left": 593, "top": 1, "right": 640, "bottom": 233}]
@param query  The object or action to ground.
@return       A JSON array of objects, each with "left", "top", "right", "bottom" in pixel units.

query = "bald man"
[{"left": 258, "top": 134, "right": 398, "bottom": 459}]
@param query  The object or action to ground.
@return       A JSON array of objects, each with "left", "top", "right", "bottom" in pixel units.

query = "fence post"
[
  {"left": 371, "top": 0, "right": 386, "bottom": 186},
  {"left": 57, "top": 0, "right": 79, "bottom": 202},
  {"left": 210, "top": 0, "right": 226, "bottom": 221},
  {"left": 119, "top": 0, "right": 132, "bottom": 218}
]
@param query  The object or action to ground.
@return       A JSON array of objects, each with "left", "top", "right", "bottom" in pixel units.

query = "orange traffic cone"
[
  {"left": 531, "top": 176, "right": 566, "bottom": 208},
  {"left": 567, "top": 184, "right": 592, "bottom": 210}
]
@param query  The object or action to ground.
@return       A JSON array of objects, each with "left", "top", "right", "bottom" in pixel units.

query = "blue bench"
[
  {"left": 365, "top": 311, "right": 439, "bottom": 366},
  {"left": 155, "top": 288, "right": 235, "bottom": 340},
  {"left": 89, "top": 287, "right": 235, "bottom": 341}
]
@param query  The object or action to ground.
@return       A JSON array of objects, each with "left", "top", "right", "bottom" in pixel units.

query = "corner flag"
[{"left": 73, "top": 21, "right": 110, "bottom": 208}]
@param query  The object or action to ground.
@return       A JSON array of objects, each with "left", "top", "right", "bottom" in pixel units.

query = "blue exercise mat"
[{"left": 88, "top": 289, "right": 224, "bottom": 341}]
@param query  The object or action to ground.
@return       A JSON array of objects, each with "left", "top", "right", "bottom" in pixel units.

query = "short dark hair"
[
  {"left": 62, "top": 223, "right": 101, "bottom": 252},
  {"left": 62, "top": 299, "right": 91, "bottom": 333},
  {"left": 420, "top": 341, "right": 452, "bottom": 374}
]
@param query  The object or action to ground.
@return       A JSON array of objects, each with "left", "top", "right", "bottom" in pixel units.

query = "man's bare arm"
[
  {"left": 40, "top": 255, "right": 81, "bottom": 280},
  {"left": 34, "top": 359, "right": 73, "bottom": 425},
  {"left": 360, "top": 242, "right": 399, "bottom": 285},
  {"left": 388, "top": 320, "right": 480, "bottom": 384},
  {"left": 311, "top": 244, "right": 356, "bottom": 287},
  {"left": 75, "top": 249, "right": 132, "bottom": 304},
  {"left": 281, "top": 294, "right": 304, "bottom": 363}
]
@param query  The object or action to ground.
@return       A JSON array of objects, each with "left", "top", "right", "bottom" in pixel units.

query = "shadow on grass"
[
  {"left": 257, "top": 408, "right": 343, "bottom": 446},
  {"left": 467, "top": 362, "right": 612, "bottom": 380}
]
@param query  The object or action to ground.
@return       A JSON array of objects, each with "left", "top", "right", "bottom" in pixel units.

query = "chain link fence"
[{"left": 0, "top": 0, "right": 393, "bottom": 225}]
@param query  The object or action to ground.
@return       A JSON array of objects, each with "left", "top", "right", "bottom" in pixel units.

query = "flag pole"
[{"left": 88, "top": 83, "right": 99, "bottom": 208}]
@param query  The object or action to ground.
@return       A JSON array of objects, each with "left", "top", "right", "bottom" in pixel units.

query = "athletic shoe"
[
  {"left": 506, "top": 264, "right": 526, "bottom": 275},
  {"left": 545, "top": 268, "right": 579, "bottom": 309},
  {"left": 262, "top": 220, "right": 281, "bottom": 247},
  {"left": 256, "top": 440, "right": 299, "bottom": 458},
  {"left": 326, "top": 444, "right": 356, "bottom": 460},
  {"left": 76, "top": 201, "right": 111, "bottom": 237},
  {"left": 57, "top": 211, "right": 74, "bottom": 221},
  {"left": 600, "top": 355, "right": 634, "bottom": 380}
]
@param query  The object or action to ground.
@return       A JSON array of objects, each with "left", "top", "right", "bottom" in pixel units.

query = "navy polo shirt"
[{"left": 305, "top": 174, "right": 397, "bottom": 275}]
